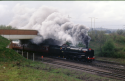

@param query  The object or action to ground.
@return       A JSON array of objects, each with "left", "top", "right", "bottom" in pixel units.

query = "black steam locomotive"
[
  {"left": 49, "top": 45, "right": 94, "bottom": 62},
  {"left": 12, "top": 43, "right": 94, "bottom": 62}
]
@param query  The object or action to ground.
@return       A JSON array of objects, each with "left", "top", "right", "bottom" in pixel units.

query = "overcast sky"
[{"left": 0, "top": 1, "right": 125, "bottom": 29}]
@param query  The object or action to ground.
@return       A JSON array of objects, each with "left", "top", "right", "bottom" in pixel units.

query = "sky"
[{"left": 0, "top": 1, "right": 125, "bottom": 29}]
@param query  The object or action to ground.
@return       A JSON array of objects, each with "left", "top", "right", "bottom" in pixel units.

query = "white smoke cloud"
[{"left": 9, "top": 4, "right": 90, "bottom": 46}]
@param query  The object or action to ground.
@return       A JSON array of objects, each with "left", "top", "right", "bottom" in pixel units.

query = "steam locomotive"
[
  {"left": 12, "top": 43, "right": 95, "bottom": 62},
  {"left": 60, "top": 44, "right": 94, "bottom": 62}
]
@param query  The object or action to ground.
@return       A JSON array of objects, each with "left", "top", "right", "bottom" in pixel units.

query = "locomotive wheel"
[{"left": 85, "top": 60, "right": 92, "bottom": 63}]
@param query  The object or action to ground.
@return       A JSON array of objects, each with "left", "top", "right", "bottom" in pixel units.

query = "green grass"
[
  {"left": 0, "top": 62, "right": 81, "bottom": 81},
  {"left": 0, "top": 48, "right": 27, "bottom": 62},
  {"left": 0, "top": 61, "right": 120, "bottom": 81},
  {"left": 0, "top": 36, "right": 10, "bottom": 48}
]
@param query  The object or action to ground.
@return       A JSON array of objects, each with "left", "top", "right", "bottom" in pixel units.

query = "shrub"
[
  {"left": 115, "top": 35, "right": 125, "bottom": 43},
  {"left": 122, "top": 47, "right": 125, "bottom": 52},
  {"left": 102, "top": 40, "right": 115, "bottom": 57},
  {"left": 114, "top": 51, "right": 125, "bottom": 58}
]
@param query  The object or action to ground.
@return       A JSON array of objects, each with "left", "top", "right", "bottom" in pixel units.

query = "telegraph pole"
[{"left": 89, "top": 17, "right": 93, "bottom": 29}]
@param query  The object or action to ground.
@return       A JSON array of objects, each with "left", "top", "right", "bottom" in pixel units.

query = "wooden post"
[
  {"left": 17, "top": 50, "right": 18, "bottom": 53},
  {"left": 27, "top": 52, "right": 28, "bottom": 59},
  {"left": 9, "top": 40, "right": 12, "bottom": 49},
  {"left": 22, "top": 50, "right": 23, "bottom": 56}
]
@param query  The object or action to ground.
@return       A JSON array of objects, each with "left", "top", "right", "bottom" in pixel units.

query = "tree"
[
  {"left": 88, "top": 30, "right": 98, "bottom": 41},
  {"left": 102, "top": 40, "right": 115, "bottom": 57},
  {"left": 96, "top": 31, "right": 107, "bottom": 54},
  {"left": 117, "top": 29, "right": 123, "bottom": 35},
  {"left": 89, "top": 30, "right": 107, "bottom": 54},
  {"left": 0, "top": 25, "right": 16, "bottom": 29}
]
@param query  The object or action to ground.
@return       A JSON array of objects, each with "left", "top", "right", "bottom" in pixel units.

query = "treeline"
[
  {"left": 89, "top": 30, "right": 125, "bottom": 58},
  {"left": 0, "top": 25, "right": 16, "bottom": 29}
]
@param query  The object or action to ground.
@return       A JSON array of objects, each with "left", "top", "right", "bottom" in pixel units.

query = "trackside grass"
[
  {"left": 0, "top": 61, "right": 120, "bottom": 81},
  {"left": 0, "top": 62, "right": 81, "bottom": 81}
]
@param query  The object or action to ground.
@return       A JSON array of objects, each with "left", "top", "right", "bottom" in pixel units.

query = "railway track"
[
  {"left": 94, "top": 60, "right": 125, "bottom": 68},
  {"left": 42, "top": 58, "right": 125, "bottom": 81},
  {"left": 91, "top": 61, "right": 125, "bottom": 75},
  {"left": 95, "top": 60, "right": 125, "bottom": 66},
  {"left": 43, "top": 56, "right": 125, "bottom": 74}
]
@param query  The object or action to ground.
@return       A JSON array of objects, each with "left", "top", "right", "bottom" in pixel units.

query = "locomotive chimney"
[
  {"left": 86, "top": 41, "right": 88, "bottom": 48},
  {"left": 84, "top": 35, "right": 90, "bottom": 49}
]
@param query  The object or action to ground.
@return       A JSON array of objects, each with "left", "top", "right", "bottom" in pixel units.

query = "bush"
[
  {"left": 102, "top": 40, "right": 115, "bottom": 57},
  {"left": 0, "top": 45, "right": 4, "bottom": 51},
  {"left": 115, "top": 35, "right": 125, "bottom": 43},
  {"left": 122, "top": 47, "right": 125, "bottom": 52},
  {"left": 114, "top": 51, "right": 125, "bottom": 58}
]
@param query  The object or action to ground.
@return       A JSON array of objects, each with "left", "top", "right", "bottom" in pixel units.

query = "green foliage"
[
  {"left": 122, "top": 47, "right": 125, "bottom": 52},
  {"left": 89, "top": 30, "right": 107, "bottom": 43},
  {"left": 0, "top": 36, "right": 10, "bottom": 47},
  {"left": 110, "top": 32, "right": 125, "bottom": 43},
  {"left": 114, "top": 47, "right": 125, "bottom": 58},
  {"left": 89, "top": 30, "right": 97, "bottom": 41},
  {"left": 89, "top": 29, "right": 125, "bottom": 59},
  {"left": 0, "top": 45, "right": 4, "bottom": 51},
  {"left": 89, "top": 30, "right": 107, "bottom": 55},
  {"left": 115, "top": 35, "right": 125, "bottom": 43},
  {"left": 0, "top": 25, "right": 16, "bottom": 29},
  {"left": 117, "top": 29, "right": 124, "bottom": 35},
  {"left": 102, "top": 40, "right": 115, "bottom": 57}
]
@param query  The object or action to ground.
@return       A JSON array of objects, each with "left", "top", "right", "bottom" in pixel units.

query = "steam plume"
[{"left": 9, "top": 5, "right": 90, "bottom": 46}]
